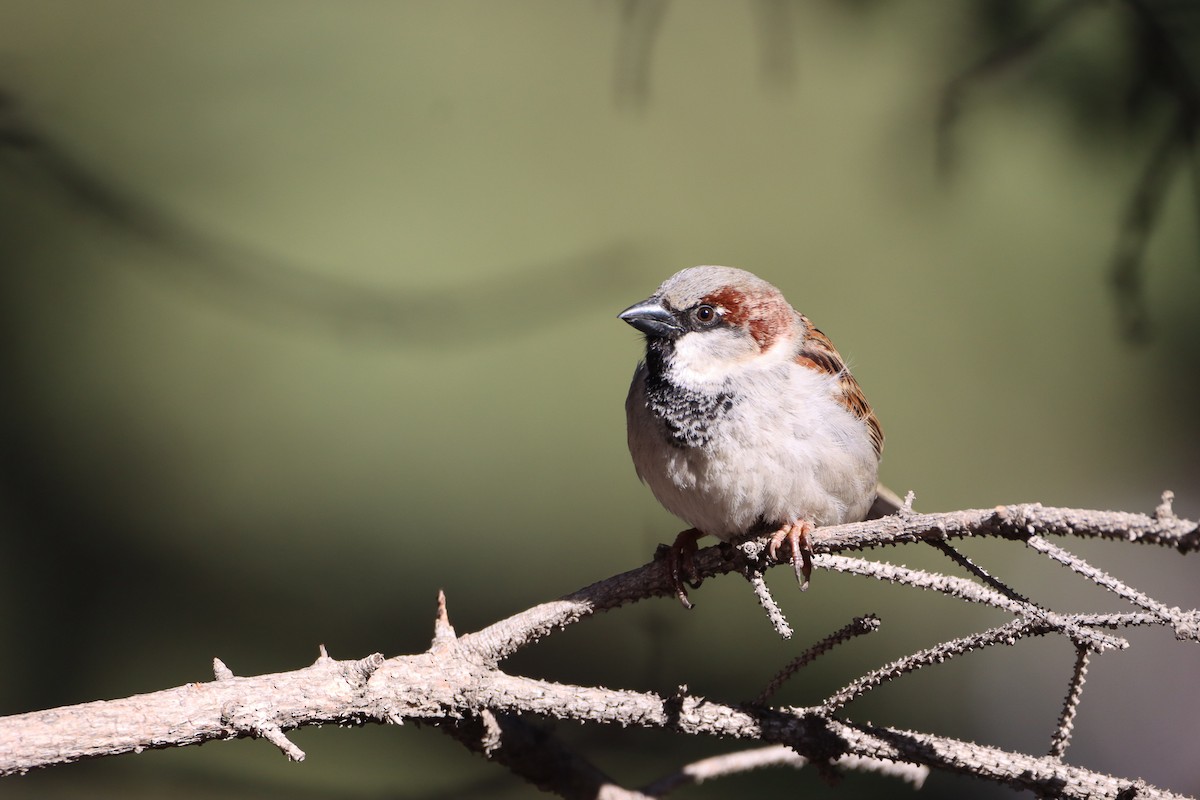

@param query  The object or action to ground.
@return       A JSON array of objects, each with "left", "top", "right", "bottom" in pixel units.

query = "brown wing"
[{"left": 794, "top": 320, "right": 884, "bottom": 457}]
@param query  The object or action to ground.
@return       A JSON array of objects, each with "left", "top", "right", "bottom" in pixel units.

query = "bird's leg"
[
  {"left": 768, "top": 519, "right": 813, "bottom": 591},
  {"left": 661, "top": 528, "right": 705, "bottom": 609}
]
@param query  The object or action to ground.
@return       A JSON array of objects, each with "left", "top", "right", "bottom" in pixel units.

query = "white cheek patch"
[
  {"left": 669, "top": 324, "right": 798, "bottom": 388},
  {"left": 669, "top": 329, "right": 755, "bottom": 385}
]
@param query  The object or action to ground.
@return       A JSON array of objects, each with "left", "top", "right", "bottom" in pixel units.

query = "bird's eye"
[{"left": 691, "top": 304, "right": 719, "bottom": 327}]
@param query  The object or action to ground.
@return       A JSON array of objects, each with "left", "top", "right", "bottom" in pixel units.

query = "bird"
[{"left": 619, "top": 265, "right": 886, "bottom": 607}]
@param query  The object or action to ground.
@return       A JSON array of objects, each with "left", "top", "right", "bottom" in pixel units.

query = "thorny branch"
[
  {"left": 1049, "top": 645, "right": 1090, "bottom": 759},
  {"left": 756, "top": 615, "right": 881, "bottom": 705},
  {"left": 0, "top": 501, "right": 1196, "bottom": 799}
]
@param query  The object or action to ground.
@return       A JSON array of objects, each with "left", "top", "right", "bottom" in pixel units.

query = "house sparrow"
[{"left": 620, "top": 266, "right": 884, "bottom": 607}]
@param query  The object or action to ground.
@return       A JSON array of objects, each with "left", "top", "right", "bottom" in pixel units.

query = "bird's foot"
[
  {"left": 768, "top": 519, "right": 813, "bottom": 591},
  {"left": 659, "top": 528, "right": 705, "bottom": 609}
]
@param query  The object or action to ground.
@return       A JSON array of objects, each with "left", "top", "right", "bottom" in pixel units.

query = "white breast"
[{"left": 626, "top": 360, "right": 878, "bottom": 539}]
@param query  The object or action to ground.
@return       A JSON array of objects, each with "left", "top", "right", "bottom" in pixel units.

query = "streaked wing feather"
[{"left": 795, "top": 321, "right": 884, "bottom": 457}]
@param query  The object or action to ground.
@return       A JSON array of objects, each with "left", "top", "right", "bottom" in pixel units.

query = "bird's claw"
[
  {"left": 662, "top": 528, "right": 705, "bottom": 609},
  {"left": 768, "top": 520, "right": 813, "bottom": 591}
]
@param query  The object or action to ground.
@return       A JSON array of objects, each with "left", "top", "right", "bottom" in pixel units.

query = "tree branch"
[{"left": 0, "top": 503, "right": 1195, "bottom": 798}]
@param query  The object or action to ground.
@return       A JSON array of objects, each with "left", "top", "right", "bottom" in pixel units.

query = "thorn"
[
  {"left": 224, "top": 704, "right": 307, "bottom": 762},
  {"left": 479, "top": 709, "right": 503, "bottom": 756},
  {"left": 1155, "top": 490, "right": 1176, "bottom": 521},
  {"left": 352, "top": 652, "right": 386, "bottom": 682},
  {"left": 314, "top": 644, "right": 331, "bottom": 665},
  {"left": 675, "top": 586, "right": 695, "bottom": 610},
  {"left": 212, "top": 658, "right": 234, "bottom": 681},
  {"left": 434, "top": 589, "right": 457, "bottom": 642},
  {"left": 902, "top": 490, "right": 916, "bottom": 514},
  {"left": 257, "top": 722, "right": 307, "bottom": 762}
]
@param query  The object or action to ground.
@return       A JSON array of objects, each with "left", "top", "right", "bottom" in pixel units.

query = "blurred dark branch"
[
  {"left": 0, "top": 89, "right": 642, "bottom": 346},
  {"left": 1128, "top": 0, "right": 1200, "bottom": 110},
  {"left": 613, "top": 0, "right": 669, "bottom": 109},
  {"left": 611, "top": 0, "right": 801, "bottom": 108},
  {"left": 937, "top": 0, "right": 1200, "bottom": 341},
  {"left": 0, "top": 501, "right": 1196, "bottom": 797},
  {"left": 1112, "top": 0, "right": 1200, "bottom": 341},
  {"left": 440, "top": 711, "right": 646, "bottom": 800},
  {"left": 936, "top": 0, "right": 1104, "bottom": 175},
  {"left": 753, "top": 0, "right": 801, "bottom": 90}
]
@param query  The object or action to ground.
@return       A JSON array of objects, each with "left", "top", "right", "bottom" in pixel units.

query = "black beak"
[{"left": 618, "top": 298, "right": 684, "bottom": 338}]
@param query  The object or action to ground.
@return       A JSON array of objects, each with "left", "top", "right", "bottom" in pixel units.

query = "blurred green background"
[{"left": 1, "top": 1, "right": 1198, "bottom": 797}]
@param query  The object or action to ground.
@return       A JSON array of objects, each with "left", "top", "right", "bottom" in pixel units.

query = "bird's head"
[{"left": 619, "top": 265, "right": 799, "bottom": 383}]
